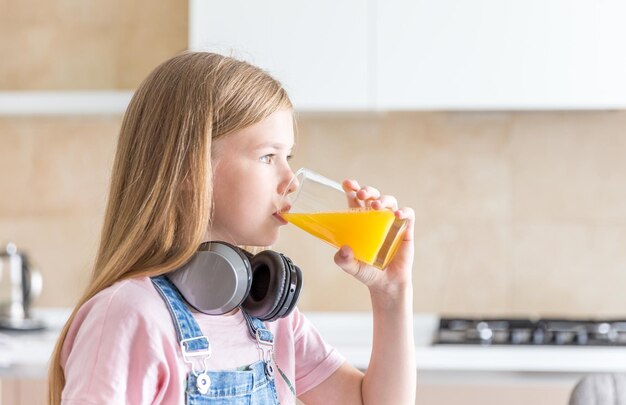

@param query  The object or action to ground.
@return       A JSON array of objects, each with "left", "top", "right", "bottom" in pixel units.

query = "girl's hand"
[{"left": 333, "top": 179, "right": 415, "bottom": 296}]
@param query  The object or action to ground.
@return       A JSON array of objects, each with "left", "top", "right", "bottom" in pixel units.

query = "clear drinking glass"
[{"left": 278, "top": 168, "right": 407, "bottom": 269}]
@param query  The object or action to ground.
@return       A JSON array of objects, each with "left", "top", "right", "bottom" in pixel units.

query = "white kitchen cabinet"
[
  {"left": 376, "top": 0, "right": 626, "bottom": 110},
  {"left": 415, "top": 373, "right": 575, "bottom": 405},
  {"left": 189, "top": 0, "right": 372, "bottom": 111},
  {"left": 0, "top": 91, "right": 132, "bottom": 115},
  {"left": 190, "top": 0, "right": 626, "bottom": 111}
]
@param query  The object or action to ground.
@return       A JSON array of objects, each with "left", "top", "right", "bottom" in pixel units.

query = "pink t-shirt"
[{"left": 60, "top": 277, "right": 345, "bottom": 404}]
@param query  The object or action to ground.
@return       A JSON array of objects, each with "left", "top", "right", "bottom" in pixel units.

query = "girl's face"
[{"left": 209, "top": 109, "right": 297, "bottom": 246}]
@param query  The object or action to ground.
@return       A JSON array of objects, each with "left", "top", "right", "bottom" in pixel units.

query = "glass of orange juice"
[{"left": 278, "top": 168, "right": 407, "bottom": 269}]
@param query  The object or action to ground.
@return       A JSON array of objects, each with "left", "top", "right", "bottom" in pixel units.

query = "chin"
[
  {"left": 259, "top": 231, "right": 281, "bottom": 247},
  {"left": 240, "top": 231, "right": 280, "bottom": 249}
]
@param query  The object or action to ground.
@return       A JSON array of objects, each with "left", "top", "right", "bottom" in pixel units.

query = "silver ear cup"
[{"left": 167, "top": 242, "right": 251, "bottom": 315}]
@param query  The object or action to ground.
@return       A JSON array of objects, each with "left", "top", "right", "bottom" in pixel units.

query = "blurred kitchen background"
[{"left": 2, "top": 0, "right": 626, "bottom": 404}]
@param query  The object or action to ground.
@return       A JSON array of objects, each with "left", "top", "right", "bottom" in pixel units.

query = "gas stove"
[{"left": 435, "top": 317, "right": 626, "bottom": 346}]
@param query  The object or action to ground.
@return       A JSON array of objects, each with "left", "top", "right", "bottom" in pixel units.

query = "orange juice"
[{"left": 281, "top": 209, "right": 407, "bottom": 269}]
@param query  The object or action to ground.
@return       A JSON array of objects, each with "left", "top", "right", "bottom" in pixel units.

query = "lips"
[
  {"left": 273, "top": 204, "right": 291, "bottom": 225},
  {"left": 273, "top": 213, "right": 288, "bottom": 225}
]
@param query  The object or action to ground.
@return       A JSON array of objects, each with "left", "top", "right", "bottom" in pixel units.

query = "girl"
[{"left": 48, "top": 52, "right": 416, "bottom": 405}]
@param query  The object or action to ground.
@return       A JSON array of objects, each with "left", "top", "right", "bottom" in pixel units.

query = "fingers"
[
  {"left": 343, "top": 179, "right": 399, "bottom": 211},
  {"left": 371, "top": 195, "right": 398, "bottom": 211},
  {"left": 342, "top": 180, "right": 360, "bottom": 208},
  {"left": 342, "top": 179, "right": 360, "bottom": 193},
  {"left": 356, "top": 186, "right": 381, "bottom": 202},
  {"left": 395, "top": 206, "right": 415, "bottom": 242},
  {"left": 333, "top": 245, "right": 362, "bottom": 277}
]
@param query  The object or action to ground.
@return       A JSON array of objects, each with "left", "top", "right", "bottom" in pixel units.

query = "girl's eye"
[
  {"left": 260, "top": 154, "right": 275, "bottom": 164},
  {"left": 287, "top": 154, "right": 294, "bottom": 161}
]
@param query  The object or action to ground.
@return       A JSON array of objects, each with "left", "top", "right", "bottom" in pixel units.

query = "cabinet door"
[
  {"left": 376, "top": 0, "right": 626, "bottom": 110},
  {"left": 0, "top": 378, "right": 47, "bottom": 405},
  {"left": 189, "top": 0, "right": 371, "bottom": 111}
]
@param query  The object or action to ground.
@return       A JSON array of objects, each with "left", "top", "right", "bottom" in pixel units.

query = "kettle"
[{"left": 0, "top": 242, "right": 44, "bottom": 331}]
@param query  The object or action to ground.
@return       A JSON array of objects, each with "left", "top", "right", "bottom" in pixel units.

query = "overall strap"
[
  {"left": 242, "top": 310, "right": 274, "bottom": 345},
  {"left": 151, "top": 275, "right": 211, "bottom": 374},
  {"left": 243, "top": 309, "right": 296, "bottom": 398}
]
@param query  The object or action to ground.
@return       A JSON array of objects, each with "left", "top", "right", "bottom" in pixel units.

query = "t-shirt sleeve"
[
  {"left": 61, "top": 285, "right": 175, "bottom": 405},
  {"left": 291, "top": 309, "right": 346, "bottom": 395}
]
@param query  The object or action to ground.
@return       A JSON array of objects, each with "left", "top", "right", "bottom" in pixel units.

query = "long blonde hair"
[{"left": 48, "top": 52, "right": 292, "bottom": 404}]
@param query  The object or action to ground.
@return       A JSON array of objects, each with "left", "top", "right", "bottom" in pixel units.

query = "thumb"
[{"left": 334, "top": 246, "right": 362, "bottom": 278}]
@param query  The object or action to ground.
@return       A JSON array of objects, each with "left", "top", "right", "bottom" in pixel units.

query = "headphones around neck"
[{"left": 167, "top": 241, "right": 303, "bottom": 322}]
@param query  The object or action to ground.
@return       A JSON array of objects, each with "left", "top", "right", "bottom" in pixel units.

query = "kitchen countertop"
[
  {"left": 0, "top": 309, "right": 71, "bottom": 378},
  {"left": 2, "top": 309, "right": 626, "bottom": 379},
  {"left": 305, "top": 312, "right": 626, "bottom": 374}
]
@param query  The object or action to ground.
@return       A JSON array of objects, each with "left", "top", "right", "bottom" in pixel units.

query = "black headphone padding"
[
  {"left": 243, "top": 251, "right": 292, "bottom": 321},
  {"left": 269, "top": 255, "right": 301, "bottom": 320}
]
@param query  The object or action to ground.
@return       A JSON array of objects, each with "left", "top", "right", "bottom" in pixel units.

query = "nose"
[{"left": 279, "top": 168, "right": 300, "bottom": 197}]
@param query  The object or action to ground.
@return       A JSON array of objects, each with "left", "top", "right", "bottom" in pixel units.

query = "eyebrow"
[{"left": 254, "top": 142, "right": 295, "bottom": 150}]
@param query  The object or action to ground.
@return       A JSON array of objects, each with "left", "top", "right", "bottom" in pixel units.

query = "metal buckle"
[
  {"left": 255, "top": 330, "right": 276, "bottom": 380},
  {"left": 255, "top": 329, "right": 274, "bottom": 363},
  {"left": 180, "top": 336, "right": 211, "bottom": 376}
]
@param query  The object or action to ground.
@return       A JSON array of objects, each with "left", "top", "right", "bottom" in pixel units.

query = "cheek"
[
  {"left": 211, "top": 168, "right": 269, "bottom": 230},
  {"left": 212, "top": 184, "right": 254, "bottom": 227},
  {"left": 213, "top": 186, "right": 240, "bottom": 220}
]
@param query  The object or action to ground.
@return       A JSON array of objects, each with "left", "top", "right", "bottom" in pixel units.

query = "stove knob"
[
  {"left": 533, "top": 329, "right": 545, "bottom": 345},
  {"left": 576, "top": 331, "right": 589, "bottom": 345},
  {"left": 476, "top": 322, "right": 493, "bottom": 343},
  {"left": 511, "top": 330, "right": 528, "bottom": 344}
]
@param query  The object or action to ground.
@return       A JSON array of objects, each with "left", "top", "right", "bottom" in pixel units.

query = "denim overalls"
[{"left": 151, "top": 276, "right": 281, "bottom": 405}]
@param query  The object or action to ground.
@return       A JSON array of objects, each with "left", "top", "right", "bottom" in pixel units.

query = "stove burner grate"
[{"left": 435, "top": 317, "right": 626, "bottom": 346}]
